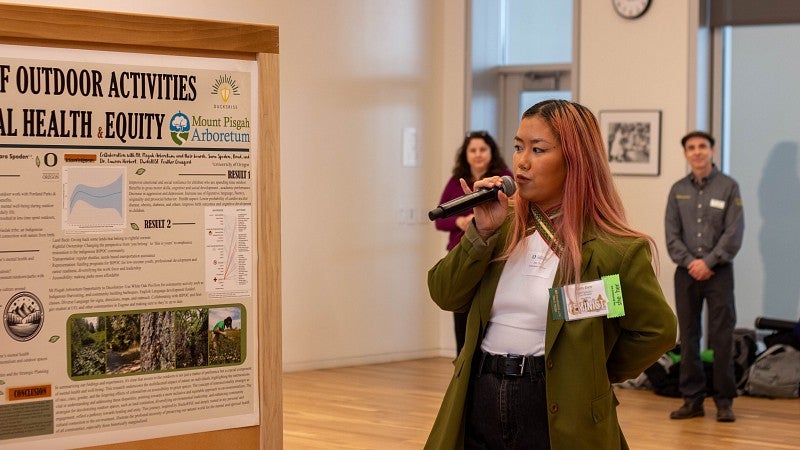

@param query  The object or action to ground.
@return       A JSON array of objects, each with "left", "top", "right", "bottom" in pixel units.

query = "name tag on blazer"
[{"left": 549, "top": 274, "right": 624, "bottom": 321}]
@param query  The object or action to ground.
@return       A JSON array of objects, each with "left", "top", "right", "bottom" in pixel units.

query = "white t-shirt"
[{"left": 480, "top": 231, "right": 559, "bottom": 356}]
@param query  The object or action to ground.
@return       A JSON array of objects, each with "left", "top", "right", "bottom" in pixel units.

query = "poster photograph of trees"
[{"left": 68, "top": 305, "right": 244, "bottom": 379}]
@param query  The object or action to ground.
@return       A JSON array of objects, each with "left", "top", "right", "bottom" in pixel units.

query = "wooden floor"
[{"left": 283, "top": 357, "right": 800, "bottom": 449}]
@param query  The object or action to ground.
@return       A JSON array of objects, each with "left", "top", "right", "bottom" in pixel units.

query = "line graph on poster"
[
  {"left": 62, "top": 166, "right": 126, "bottom": 233},
  {"left": 204, "top": 205, "right": 252, "bottom": 298}
]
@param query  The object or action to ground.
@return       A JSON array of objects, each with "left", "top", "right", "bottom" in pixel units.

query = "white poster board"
[{"left": 0, "top": 45, "right": 260, "bottom": 450}]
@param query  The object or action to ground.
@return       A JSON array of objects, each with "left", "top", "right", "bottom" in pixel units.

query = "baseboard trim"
[{"left": 283, "top": 348, "right": 455, "bottom": 373}]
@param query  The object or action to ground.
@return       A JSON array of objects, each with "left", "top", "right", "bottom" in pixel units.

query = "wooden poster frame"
[{"left": 0, "top": 4, "right": 281, "bottom": 449}]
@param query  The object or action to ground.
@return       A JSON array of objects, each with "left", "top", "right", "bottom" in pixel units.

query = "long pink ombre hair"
[{"left": 501, "top": 100, "right": 657, "bottom": 286}]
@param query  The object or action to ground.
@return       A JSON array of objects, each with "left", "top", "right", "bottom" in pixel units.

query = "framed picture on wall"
[{"left": 599, "top": 110, "right": 662, "bottom": 176}]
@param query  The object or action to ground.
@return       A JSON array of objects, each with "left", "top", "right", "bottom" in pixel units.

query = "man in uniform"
[{"left": 665, "top": 130, "right": 744, "bottom": 422}]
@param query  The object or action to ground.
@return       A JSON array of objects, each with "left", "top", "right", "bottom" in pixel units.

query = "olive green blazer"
[{"left": 425, "top": 221, "right": 677, "bottom": 450}]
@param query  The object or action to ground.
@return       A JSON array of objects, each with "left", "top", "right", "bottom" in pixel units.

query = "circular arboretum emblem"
[{"left": 3, "top": 291, "right": 44, "bottom": 342}]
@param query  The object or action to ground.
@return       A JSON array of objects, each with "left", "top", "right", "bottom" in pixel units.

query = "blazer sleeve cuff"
[{"left": 464, "top": 221, "right": 500, "bottom": 256}]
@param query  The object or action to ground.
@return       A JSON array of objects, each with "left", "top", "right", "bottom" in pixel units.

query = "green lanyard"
[{"left": 529, "top": 203, "right": 562, "bottom": 258}]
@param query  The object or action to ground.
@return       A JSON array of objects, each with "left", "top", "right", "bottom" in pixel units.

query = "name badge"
[
  {"left": 526, "top": 249, "right": 558, "bottom": 278},
  {"left": 549, "top": 274, "right": 624, "bottom": 321},
  {"left": 710, "top": 198, "right": 725, "bottom": 209}
]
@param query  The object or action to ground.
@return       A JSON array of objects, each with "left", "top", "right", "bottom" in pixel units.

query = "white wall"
[
  {"left": 5, "top": 0, "right": 273, "bottom": 23},
  {"left": 13, "top": 0, "right": 702, "bottom": 371},
  {"left": 578, "top": 0, "right": 695, "bottom": 311},
  {"left": 267, "top": 0, "right": 462, "bottom": 371}
]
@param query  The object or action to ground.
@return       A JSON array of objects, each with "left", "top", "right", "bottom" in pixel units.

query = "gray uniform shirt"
[{"left": 665, "top": 166, "right": 744, "bottom": 269}]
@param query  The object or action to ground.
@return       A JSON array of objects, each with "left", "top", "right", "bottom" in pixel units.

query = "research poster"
[{"left": 0, "top": 48, "right": 259, "bottom": 449}]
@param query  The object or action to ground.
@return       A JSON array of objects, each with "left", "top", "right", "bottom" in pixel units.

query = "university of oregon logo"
[
  {"left": 169, "top": 111, "right": 190, "bottom": 145},
  {"left": 211, "top": 74, "right": 240, "bottom": 103},
  {"left": 3, "top": 291, "right": 44, "bottom": 342}
]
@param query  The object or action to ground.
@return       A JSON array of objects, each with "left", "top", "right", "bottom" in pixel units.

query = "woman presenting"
[{"left": 426, "top": 100, "right": 677, "bottom": 449}]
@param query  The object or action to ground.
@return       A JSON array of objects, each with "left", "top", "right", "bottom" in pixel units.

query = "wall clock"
[{"left": 612, "top": 0, "right": 652, "bottom": 20}]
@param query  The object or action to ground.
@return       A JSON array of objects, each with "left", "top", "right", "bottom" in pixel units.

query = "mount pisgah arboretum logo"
[{"left": 169, "top": 111, "right": 191, "bottom": 146}]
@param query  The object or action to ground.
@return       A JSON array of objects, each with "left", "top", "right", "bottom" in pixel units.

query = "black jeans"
[
  {"left": 465, "top": 356, "right": 550, "bottom": 449},
  {"left": 454, "top": 311, "right": 468, "bottom": 355}
]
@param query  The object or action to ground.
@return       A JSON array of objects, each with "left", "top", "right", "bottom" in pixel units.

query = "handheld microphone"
[{"left": 428, "top": 175, "right": 516, "bottom": 221}]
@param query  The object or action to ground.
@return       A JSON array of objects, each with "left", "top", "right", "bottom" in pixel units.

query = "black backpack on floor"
[{"left": 733, "top": 328, "right": 758, "bottom": 391}]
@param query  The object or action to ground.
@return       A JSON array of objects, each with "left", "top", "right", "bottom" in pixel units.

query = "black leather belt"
[{"left": 477, "top": 351, "right": 545, "bottom": 377}]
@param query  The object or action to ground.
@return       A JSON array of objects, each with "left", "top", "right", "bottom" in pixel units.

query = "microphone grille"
[{"left": 500, "top": 175, "right": 516, "bottom": 196}]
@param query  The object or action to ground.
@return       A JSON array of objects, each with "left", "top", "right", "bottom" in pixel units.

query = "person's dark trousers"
[
  {"left": 454, "top": 311, "right": 468, "bottom": 355},
  {"left": 674, "top": 264, "right": 737, "bottom": 406},
  {"left": 465, "top": 355, "right": 550, "bottom": 449}
]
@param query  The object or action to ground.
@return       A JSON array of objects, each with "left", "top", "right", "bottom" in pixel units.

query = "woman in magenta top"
[{"left": 435, "top": 130, "right": 511, "bottom": 355}]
